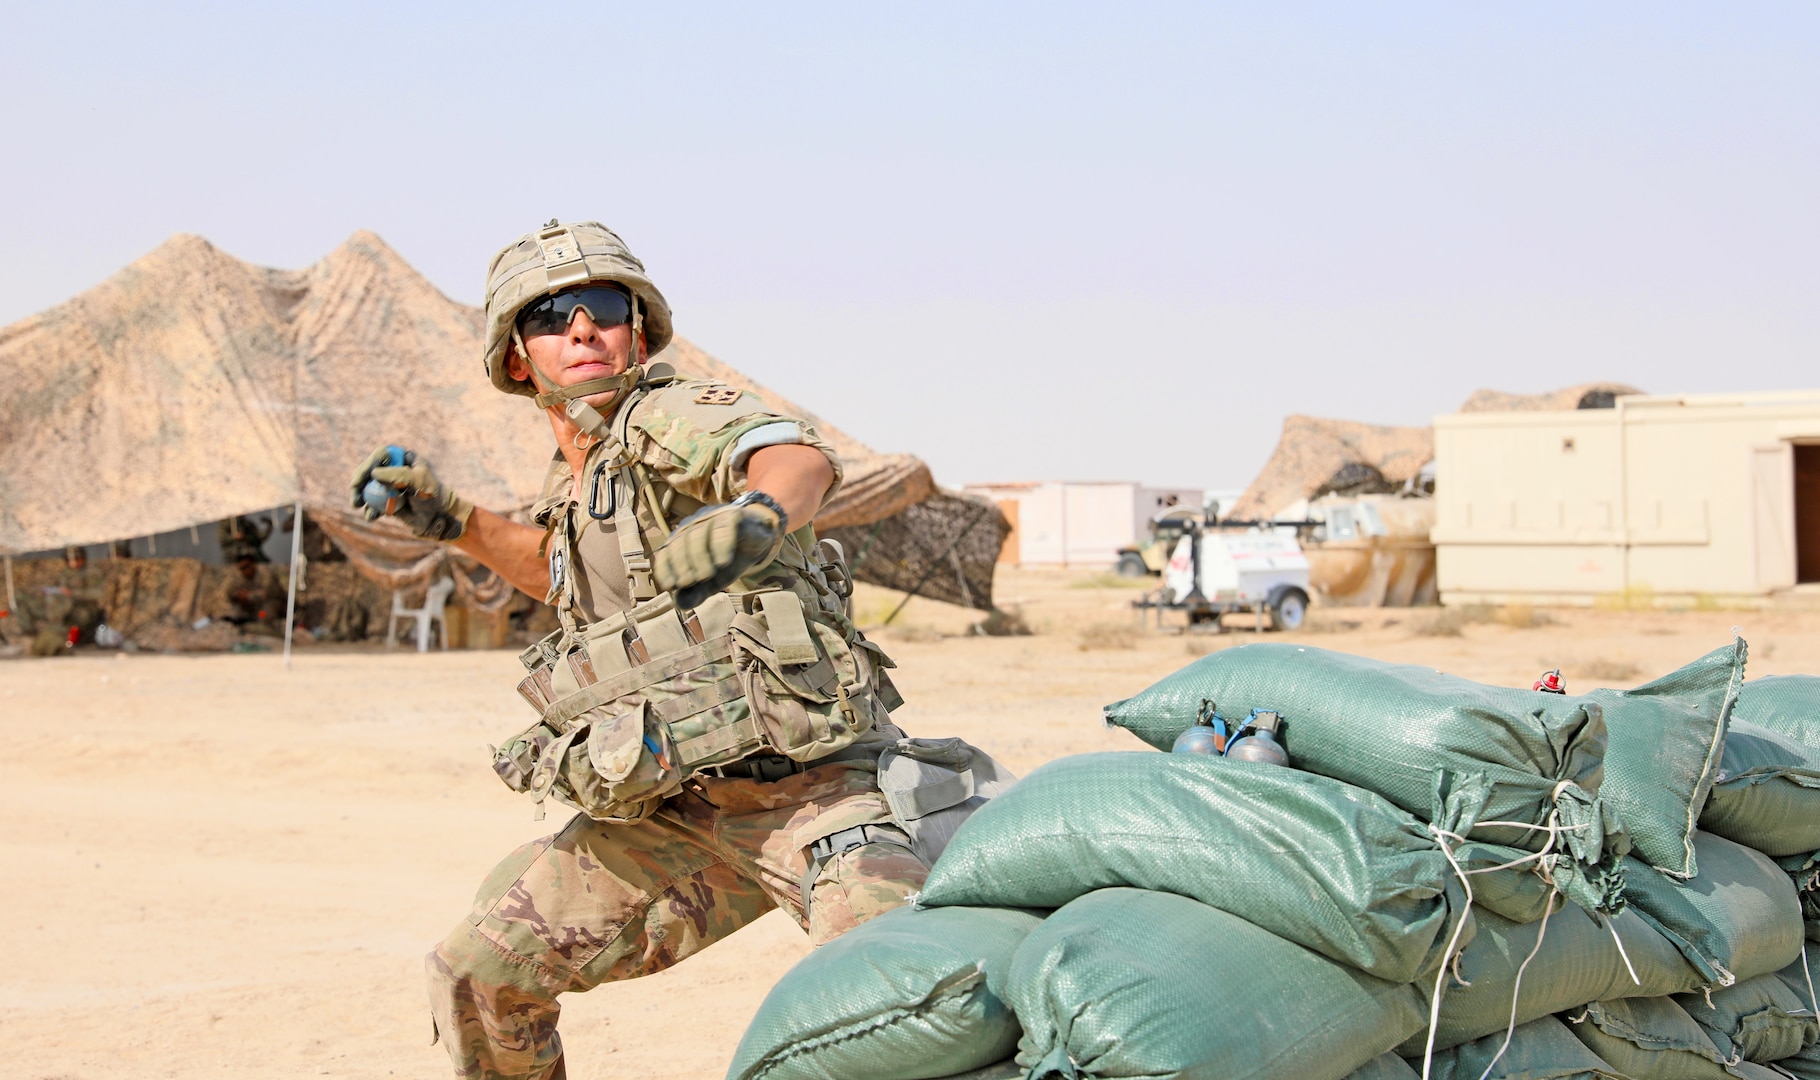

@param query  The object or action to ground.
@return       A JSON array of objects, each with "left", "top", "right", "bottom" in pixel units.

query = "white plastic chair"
[{"left": 388, "top": 576, "right": 455, "bottom": 652}]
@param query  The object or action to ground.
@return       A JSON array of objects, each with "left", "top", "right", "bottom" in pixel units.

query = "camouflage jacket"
[{"left": 531, "top": 374, "right": 843, "bottom": 627}]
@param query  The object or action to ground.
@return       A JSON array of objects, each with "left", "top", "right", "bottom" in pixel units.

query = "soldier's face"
[{"left": 508, "top": 310, "right": 644, "bottom": 408}]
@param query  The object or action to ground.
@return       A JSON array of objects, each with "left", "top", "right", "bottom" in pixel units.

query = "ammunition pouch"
[{"left": 494, "top": 567, "right": 902, "bottom": 822}]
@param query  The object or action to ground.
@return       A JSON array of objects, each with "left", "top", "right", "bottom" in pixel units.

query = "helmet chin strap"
[{"left": 514, "top": 297, "right": 646, "bottom": 441}]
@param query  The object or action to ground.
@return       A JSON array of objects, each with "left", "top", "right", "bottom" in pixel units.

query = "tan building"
[{"left": 1432, "top": 390, "right": 1820, "bottom": 606}]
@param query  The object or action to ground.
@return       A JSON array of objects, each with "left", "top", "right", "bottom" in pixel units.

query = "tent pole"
[{"left": 283, "top": 501, "right": 304, "bottom": 668}]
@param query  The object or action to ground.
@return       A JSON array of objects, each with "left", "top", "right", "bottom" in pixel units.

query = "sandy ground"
[{"left": 6, "top": 567, "right": 1818, "bottom": 1080}]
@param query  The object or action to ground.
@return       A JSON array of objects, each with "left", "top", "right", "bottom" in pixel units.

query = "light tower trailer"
[{"left": 1133, "top": 519, "right": 1314, "bottom": 632}]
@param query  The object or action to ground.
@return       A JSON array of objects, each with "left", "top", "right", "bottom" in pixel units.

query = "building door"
[
  {"left": 1797, "top": 445, "right": 1820, "bottom": 583},
  {"left": 1753, "top": 444, "right": 1796, "bottom": 590}
]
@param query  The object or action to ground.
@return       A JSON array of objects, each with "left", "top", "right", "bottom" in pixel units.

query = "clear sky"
[{"left": 4, "top": 3, "right": 1815, "bottom": 491}]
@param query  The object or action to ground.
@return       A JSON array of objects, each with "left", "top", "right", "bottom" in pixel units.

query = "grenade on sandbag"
[
  {"left": 1225, "top": 709, "right": 1290, "bottom": 767},
  {"left": 1172, "top": 700, "right": 1229, "bottom": 756}
]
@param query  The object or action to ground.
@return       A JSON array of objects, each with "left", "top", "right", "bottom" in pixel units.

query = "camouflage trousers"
[{"left": 425, "top": 759, "right": 929, "bottom": 1080}]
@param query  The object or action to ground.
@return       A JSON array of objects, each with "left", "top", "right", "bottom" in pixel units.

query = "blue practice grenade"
[
  {"left": 1225, "top": 709, "right": 1290, "bottom": 767},
  {"left": 361, "top": 445, "right": 408, "bottom": 515},
  {"left": 1172, "top": 700, "right": 1230, "bottom": 756},
  {"left": 1173, "top": 702, "right": 1290, "bottom": 767}
]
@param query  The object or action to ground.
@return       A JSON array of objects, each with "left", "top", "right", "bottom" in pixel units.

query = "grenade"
[
  {"left": 362, "top": 445, "right": 408, "bottom": 515},
  {"left": 1172, "top": 700, "right": 1229, "bottom": 756},
  {"left": 1225, "top": 709, "right": 1290, "bottom": 767},
  {"left": 1533, "top": 669, "right": 1566, "bottom": 694}
]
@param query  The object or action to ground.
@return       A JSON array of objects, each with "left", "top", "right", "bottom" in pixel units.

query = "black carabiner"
[{"left": 588, "top": 463, "right": 617, "bottom": 520}]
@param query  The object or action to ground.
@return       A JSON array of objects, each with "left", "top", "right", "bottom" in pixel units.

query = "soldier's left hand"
[{"left": 654, "top": 494, "right": 787, "bottom": 610}]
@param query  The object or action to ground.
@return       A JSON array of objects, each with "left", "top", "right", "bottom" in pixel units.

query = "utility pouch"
[
  {"left": 493, "top": 584, "right": 897, "bottom": 821},
  {"left": 491, "top": 442, "right": 900, "bottom": 821},
  {"left": 731, "top": 584, "right": 898, "bottom": 763},
  {"left": 877, "top": 737, "right": 1019, "bottom": 865}
]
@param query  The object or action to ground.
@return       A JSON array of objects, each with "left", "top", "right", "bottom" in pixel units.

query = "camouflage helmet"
[{"left": 481, "top": 220, "right": 674, "bottom": 398}]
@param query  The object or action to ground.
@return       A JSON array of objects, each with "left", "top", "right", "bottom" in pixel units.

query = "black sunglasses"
[{"left": 517, "top": 286, "right": 633, "bottom": 339}]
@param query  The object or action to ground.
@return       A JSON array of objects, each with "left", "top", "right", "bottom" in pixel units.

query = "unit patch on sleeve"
[{"left": 693, "top": 386, "right": 744, "bottom": 406}]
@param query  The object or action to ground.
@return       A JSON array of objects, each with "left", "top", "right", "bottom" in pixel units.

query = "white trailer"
[{"left": 1140, "top": 524, "right": 1313, "bottom": 631}]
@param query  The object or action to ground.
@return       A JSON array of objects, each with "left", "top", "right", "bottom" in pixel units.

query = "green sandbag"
[
  {"left": 1345, "top": 1054, "right": 1420, "bottom": 1080},
  {"left": 1584, "top": 637, "right": 1742, "bottom": 878},
  {"left": 1103, "top": 643, "right": 1622, "bottom": 877},
  {"left": 936, "top": 1063, "right": 1021, "bottom": 1080},
  {"left": 1676, "top": 962, "right": 1819, "bottom": 1064},
  {"left": 1451, "top": 838, "right": 1614, "bottom": 925},
  {"left": 727, "top": 905, "right": 1042, "bottom": 1080},
  {"left": 1008, "top": 888, "right": 1429, "bottom": 1080},
  {"left": 1701, "top": 720, "right": 1820, "bottom": 856},
  {"left": 1426, "top": 1015, "right": 1627, "bottom": 1080},
  {"left": 1734, "top": 674, "right": 1820, "bottom": 751},
  {"left": 1784, "top": 852, "right": 1820, "bottom": 940},
  {"left": 1622, "top": 831, "right": 1805, "bottom": 987},
  {"left": 918, "top": 752, "right": 1471, "bottom": 983},
  {"left": 1397, "top": 904, "right": 1703, "bottom": 1054},
  {"left": 1561, "top": 997, "right": 1779, "bottom": 1080},
  {"left": 1784, "top": 1046, "right": 1820, "bottom": 1078},
  {"left": 1777, "top": 942, "right": 1820, "bottom": 1013},
  {"left": 1779, "top": 945, "right": 1820, "bottom": 1078}
]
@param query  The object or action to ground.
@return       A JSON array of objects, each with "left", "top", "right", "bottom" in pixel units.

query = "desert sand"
[{"left": 5, "top": 568, "right": 1816, "bottom": 1080}]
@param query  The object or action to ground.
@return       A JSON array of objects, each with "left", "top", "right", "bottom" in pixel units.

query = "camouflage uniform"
[
  {"left": 216, "top": 514, "right": 271, "bottom": 564},
  {"left": 39, "top": 559, "right": 107, "bottom": 641},
  {"left": 426, "top": 380, "right": 928, "bottom": 1080}
]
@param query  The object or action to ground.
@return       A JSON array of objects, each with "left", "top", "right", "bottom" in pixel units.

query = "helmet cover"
[{"left": 481, "top": 220, "right": 674, "bottom": 397}]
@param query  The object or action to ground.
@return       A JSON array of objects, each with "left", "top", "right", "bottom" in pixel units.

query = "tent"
[
  {"left": 0, "top": 232, "right": 1005, "bottom": 649},
  {"left": 1226, "top": 416, "right": 1435, "bottom": 523}
]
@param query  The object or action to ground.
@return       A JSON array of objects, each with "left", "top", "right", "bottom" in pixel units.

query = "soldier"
[
  {"left": 352, "top": 221, "right": 930, "bottom": 1080},
  {"left": 216, "top": 514, "right": 271, "bottom": 565},
  {"left": 41, "top": 545, "right": 106, "bottom": 645},
  {"left": 223, "top": 554, "right": 287, "bottom": 634}
]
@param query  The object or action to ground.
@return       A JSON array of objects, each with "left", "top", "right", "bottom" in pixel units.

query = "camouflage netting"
[
  {"left": 1458, "top": 381, "right": 1644, "bottom": 413},
  {"left": 822, "top": 490, "right": 1011, "bottom": 612},
  {"left": 1230, "top": 383, "right": 1648, "bottom": 521},
  {"left": 0, "top": 231, "right": 994, "bottom": 621},
  {"left": 1228, "top": 416, "right": 1435, "bottom": 521}
]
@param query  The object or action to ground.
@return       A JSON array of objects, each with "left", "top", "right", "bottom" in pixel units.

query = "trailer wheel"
[
  {"left": 1268, "top": 588, "right": 1308, "bottom": 631},
  {"left": 1115, "top": 553, "right": 1150, "bottom": 578}
]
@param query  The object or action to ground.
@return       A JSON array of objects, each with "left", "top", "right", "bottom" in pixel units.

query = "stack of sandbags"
[
  {"left": 1551, "top": 671, "right": 1820, "bottom": 1080},
  {"left": 1730, "top": 675, "right": 1820, "bottom": 944},
  {"left": 727, "top": 905, "right": 1040, "bottom": 1080},
  {"left": 730, "top": 638, "right": 1820, "bottom": 1080}
]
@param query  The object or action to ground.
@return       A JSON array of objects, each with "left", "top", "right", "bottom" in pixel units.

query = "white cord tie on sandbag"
[
  {"left": 1421, "top": 807, "right": 1588, "bottom": 1080},
  {"left": 1478, "top": 894, "right": 1555, "bottom": 1080},
  {"left": 1422, "top": 824, "right": 1482, "bottom": 1080},
  {"left": 1605, "top": 917, "right": 1640, "bottom": 986},
  {"left": 1802, "top": 945, "right": 1817, "bottom": 1020}
]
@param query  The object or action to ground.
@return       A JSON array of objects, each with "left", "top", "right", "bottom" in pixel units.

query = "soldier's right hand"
[{"left": 349, "top": 445, "right": 475, "bottom": 542}]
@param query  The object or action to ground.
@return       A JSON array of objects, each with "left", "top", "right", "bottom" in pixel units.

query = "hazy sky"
[{"left": 4, "top": 3, "right": 1816, "bottom": 491}]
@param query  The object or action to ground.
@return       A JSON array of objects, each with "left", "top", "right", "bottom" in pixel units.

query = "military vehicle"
[{"left": 1115, "top": 507, "right": 1204, "bottom": 577}]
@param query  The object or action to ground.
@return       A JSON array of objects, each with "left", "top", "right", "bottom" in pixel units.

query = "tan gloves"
[
  {"left": 653, "top": 492, "right": 788, "bottom": 610},
  {"left": 349, "top": 445, "right": 475, "bottom": 542}
]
